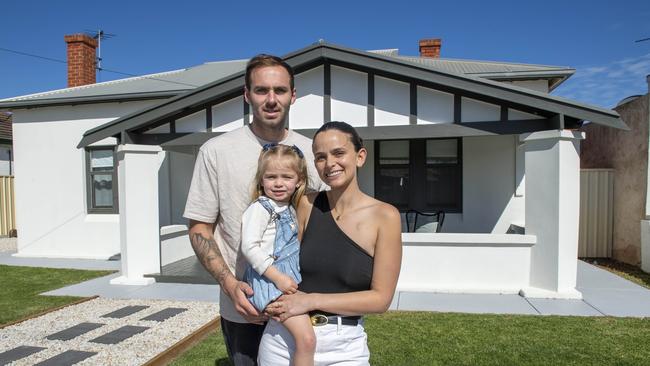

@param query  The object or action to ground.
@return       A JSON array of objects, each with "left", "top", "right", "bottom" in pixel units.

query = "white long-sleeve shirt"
[{"left": 241, "top": 198, "right": 292, "bottom": 275}]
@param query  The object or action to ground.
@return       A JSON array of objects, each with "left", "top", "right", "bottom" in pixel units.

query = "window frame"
[
  {"left": 85, "top": 146, "right": 119, "bottom": 214},
  {"left": 374, "top": 137, "right": 462, "bottom": 213}
]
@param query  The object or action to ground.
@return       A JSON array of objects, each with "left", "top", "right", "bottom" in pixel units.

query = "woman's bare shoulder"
[{"left": 366, "top": 196, "right": 400, "bottom": 222}]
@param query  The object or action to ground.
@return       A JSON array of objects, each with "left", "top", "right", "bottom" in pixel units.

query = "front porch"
[{"left": 75, "top": 42, "right": 626, "bottom": 298}]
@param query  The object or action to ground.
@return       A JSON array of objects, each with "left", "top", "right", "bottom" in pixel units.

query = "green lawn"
[
  {"left": 0, "top": 264, "right": 113, "bottom": 325},
  {"left": 172, "top": 312, "right": 650, "bottom": 366}
]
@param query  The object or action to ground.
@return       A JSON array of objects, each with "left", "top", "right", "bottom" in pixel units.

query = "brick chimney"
[
  {"left": 64, "top": 34, "right": 98, "bottom": 87},
  {"left": 419, "top": 38, "right": 441, "bottom": 58}
]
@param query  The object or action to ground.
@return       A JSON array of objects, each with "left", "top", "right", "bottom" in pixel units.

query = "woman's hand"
[{"left": 265, "top": 292, "right": 311, "bottom": 322}]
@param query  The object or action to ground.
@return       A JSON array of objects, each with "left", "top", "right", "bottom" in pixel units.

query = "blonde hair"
[{"left": 251, "top": 144, "right": 308, "bottom": 208}]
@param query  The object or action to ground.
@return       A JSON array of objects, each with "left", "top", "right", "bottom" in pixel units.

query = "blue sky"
[{"left": 2, "top": 0, "right": 649, "bottom": 108}]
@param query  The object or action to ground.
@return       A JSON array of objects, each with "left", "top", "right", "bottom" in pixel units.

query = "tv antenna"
[{"left": 84, "top": 29, "right": 116, "bottom": 72}]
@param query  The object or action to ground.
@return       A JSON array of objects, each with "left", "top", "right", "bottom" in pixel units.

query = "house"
[
  {"left": 0, "top": 112, "right": 12, "bottom": 176},
  {"left": 0, "top": 34, "right": 627, "bottom": 298},
  {"left": 580, "top": 76, "right": 650, "bottom": 272}
]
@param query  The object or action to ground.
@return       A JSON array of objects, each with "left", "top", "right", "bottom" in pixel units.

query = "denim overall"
[{"left": 244, "top": 197, "right": 302, "bottom": 312}]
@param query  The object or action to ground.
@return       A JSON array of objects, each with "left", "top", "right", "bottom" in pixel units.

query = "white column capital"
[{"left": 520, "top": 130, "right": 585, "bottom": 143}]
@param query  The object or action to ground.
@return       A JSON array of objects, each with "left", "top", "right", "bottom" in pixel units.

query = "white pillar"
[
  {"left": 519, "top": 130, "right": 584, "bottom": 299},
  {"left": 110, "top": 144, "right": 163, "bottom": 285}
]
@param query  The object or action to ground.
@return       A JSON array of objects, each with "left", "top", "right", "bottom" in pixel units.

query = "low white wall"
[
  {"left": 397, "top": 233, "right": 535, "bottom": 293},
  {"left": 160, "top": 225, "right": 194, "bottom": 266},
  {"left": 11, "top": 100, "right": 159, "bottom": 259}
]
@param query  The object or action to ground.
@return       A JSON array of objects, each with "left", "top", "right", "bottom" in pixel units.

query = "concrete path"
[{"left": 3, "top": 251, "right": 650, "bottom": 317}]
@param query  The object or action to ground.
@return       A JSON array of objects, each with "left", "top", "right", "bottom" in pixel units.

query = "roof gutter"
[{"left": 0, "top": 91, "right": 184, "bottom": 110}]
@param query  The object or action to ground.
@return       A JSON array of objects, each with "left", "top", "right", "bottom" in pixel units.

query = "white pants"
[{"left": 258, "top": 319, "right": 370, "bottom": 366}]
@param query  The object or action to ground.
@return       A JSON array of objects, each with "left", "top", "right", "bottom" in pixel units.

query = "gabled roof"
[
  {"left": 0, "top": 112, "right": 12, "bottom": 143},
  {"left": 1, "top": 45, "right": 572, "bottom": 109},
  {"left": 77, "top": 41, "right": 626, "bottom": 148}
]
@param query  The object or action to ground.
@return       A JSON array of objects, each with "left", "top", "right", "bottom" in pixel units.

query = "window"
[
  {"left": 375, "top": 138, "right": 462, "bottom": 212},
  {"left": 86, "top": 147, "right": 118, "bottom": 213}
]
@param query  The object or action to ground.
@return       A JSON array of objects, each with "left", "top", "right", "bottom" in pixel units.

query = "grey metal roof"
[
  {"left": 0, "top": 60, "right": 247, "bottom": 108},
  {"left": 1, "top": 47, "right": 574, "bottom": 109},
  {"left": 395, "top": 56, "right": 574, "bottom": 90},
  {"left": 76, "top": 41, "right": 626, "bottom": 148}
]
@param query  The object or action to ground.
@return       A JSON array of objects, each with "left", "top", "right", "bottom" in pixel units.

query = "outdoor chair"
[{"left": 405, "top": 209, "right": 445, "bottom": 233}]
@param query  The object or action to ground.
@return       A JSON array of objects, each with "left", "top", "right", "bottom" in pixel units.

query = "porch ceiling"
[{"left": 77, "top": 41, "right": 627, "bottom": 148}]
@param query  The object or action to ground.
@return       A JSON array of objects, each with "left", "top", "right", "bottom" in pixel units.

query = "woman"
[{"left": 259, "top": 121, "right": 403, "bottom": 365}]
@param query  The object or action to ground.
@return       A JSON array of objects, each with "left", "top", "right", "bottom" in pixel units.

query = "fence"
[
  {"left": 578, "top": 169, "right": 614, "bottom": 257},
  {"left": 0, "top": 176, "right": 15, "bottom": 236}
]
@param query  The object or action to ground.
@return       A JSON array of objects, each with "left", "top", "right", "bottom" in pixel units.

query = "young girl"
[{"left": 241, "top": 143, "right": 316, "bottom": 366}]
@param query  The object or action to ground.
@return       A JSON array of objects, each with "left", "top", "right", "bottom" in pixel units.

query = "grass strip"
[
  {"left": 171, "top": 312, "right": 650, "bottom": 366},
  {"left": 0, "top": 265, "right": 113, "bottom": 325}
]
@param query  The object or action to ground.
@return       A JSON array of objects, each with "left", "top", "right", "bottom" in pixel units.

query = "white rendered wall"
[
  {"left": 331, "top": 66, "right": 367, "bottom": 127},
  {"left": 0, "top": 144, "right": 12, "bottom": 175},
  {"left": 397, "top": 233, "right": 534, "bottom": 293},
  {"left": 11, "top": 100, "right": 158, "bottom": 259},
  {"left": 461, "top": 97, "right": 501, "bottom": 122},
  {"left": 417, "top": 86, "right": 454, "bottom": 124},
  {"left": 358, "top": 141, "right": 374, "bottom": 196},
  {"left": 442, "top": 135, "right": 524, "bottom": 233},
  {"left": 509, "top": 109, "right": 541, "bottom": 121},
  {"left": 290, "top": 66, "right": 324, "bottom": 129},
  {"left": 374, "top": 76, "right": 410, "bottom": 126},
  {"left": 160, "top": 225, "right": 194, "bottom": 266},
  {"left": 212, "top": 97, "right": 244, "bottom": 132},
  {"left": 176, "top": 110, "right": 207, "bottom": 133},
  {"left": 145, "top": 123, "right": 170, "bottom": 134}
]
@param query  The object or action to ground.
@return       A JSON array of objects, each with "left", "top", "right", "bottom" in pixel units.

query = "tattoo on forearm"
[{"left": 190, "top": 233, "right": 233, "bottom": 286}]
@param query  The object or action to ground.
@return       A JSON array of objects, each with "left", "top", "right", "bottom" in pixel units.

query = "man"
[{"left": 183, "top": 54, "right": 322, "bottom": 365}]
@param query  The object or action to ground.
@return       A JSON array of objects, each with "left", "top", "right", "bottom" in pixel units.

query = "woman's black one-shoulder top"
[{"left": 298, "top": 191, "right": 374, "bottom": 294}]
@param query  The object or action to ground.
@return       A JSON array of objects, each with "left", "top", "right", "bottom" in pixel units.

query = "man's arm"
[{"left": 189, "top": 219, "right": 265, "bottom": 322}]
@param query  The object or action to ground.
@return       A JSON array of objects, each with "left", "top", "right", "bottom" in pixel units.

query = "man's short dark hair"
[{"left": 245, "top": 54, "right": 295, "bottom": 90}]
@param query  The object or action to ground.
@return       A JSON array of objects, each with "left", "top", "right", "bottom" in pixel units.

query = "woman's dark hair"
[{"left": 313, "top": 121, "right": 364, "bottom": 152}]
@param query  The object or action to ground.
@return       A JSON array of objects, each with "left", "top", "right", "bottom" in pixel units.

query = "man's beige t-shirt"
[{"left": 183, "top": 125, "right": 323, "bottom": 323}]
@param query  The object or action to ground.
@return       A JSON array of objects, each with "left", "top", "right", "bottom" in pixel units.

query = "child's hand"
[{"left": 274, "top": 274, "right": 298, "bottom": 294}]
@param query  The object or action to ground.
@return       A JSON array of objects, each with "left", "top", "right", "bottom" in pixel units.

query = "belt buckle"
[{"left": 310, "top": 314, "right": 328, "bottom": 327}]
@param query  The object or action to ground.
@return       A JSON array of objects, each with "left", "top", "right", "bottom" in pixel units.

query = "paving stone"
[
  {"left": 101, "top": 305, "right": 149, "bottom": 319},
  {"left": 33, "top": 350, "right": 97, "bottom": 366},
  {"left": 46, "top": 322, "right": 104, "bottom": 341},
  {"left": 141, "top": 307, "right": 187, "bottom": 322},
  {"left": 89, "top": 325, "right": 150, "bottom": 344},
  {"left": 0, "top": 345, "right": 46, "bottom": 365}
]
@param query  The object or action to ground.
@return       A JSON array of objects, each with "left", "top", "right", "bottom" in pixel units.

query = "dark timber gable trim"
[{"left": 77, "top": 41, "right": 626, "bottom": 148}]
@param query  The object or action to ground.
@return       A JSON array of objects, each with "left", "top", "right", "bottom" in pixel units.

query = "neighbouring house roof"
[
  {"left": 0, "top": 45, "right": 573, "bottom": 109},
  {"left": 0, "top": 112, "right": 11, "bottom": 144},
  {"left": 76, "top": 41, "right": 626, "bottom": 148}
]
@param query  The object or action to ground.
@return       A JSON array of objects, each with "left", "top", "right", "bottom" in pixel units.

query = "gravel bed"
[
  {"left": 0, "top": 298, "right": 219, "bottom": 365},
  {"left": 0, "top": 237, "right": 16, "bottom": 253}
]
